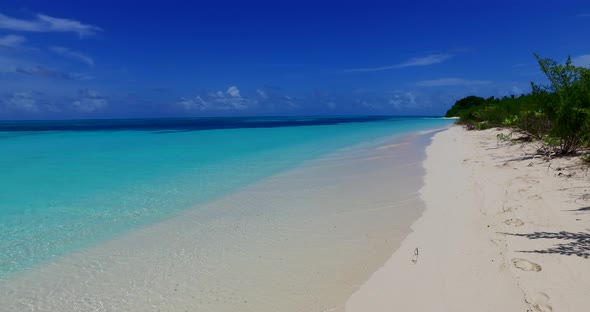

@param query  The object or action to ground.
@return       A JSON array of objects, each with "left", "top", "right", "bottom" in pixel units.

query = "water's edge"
[
  {"left": 0, "top": 125, "right": 449, "bottom": 312},
  {"left": 1, "top": 117, "right": 452, "bottom": 278}
]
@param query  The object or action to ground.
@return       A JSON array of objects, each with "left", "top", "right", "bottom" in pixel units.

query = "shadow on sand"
[
  {"left": 568, "top": 206, "right": 590, "bottom": 212},
  {"left": 502, "top": 231, "right": 590, "bottom": 259}
]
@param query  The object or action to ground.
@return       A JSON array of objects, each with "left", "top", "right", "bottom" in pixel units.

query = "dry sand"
[{"left": 347, "top": 126, "right": 590, "bottom": 312}]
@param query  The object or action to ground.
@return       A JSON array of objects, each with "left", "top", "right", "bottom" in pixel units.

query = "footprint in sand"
[
  {"left": 411, "top": 248, "right": 419, "bottom": 264},
  {"left": 501, "top": 204, "right": 518, "bottom": 213},
  {"left": 504, "top": 219, "right": 524, "bottom": 227},
  {"left": 518, "top": 185, "right": 533, "bottom": 193},
  {"left": 512, "top": 258, "right": 542, "bottom": 272},
  {"left": 520, "top": 178, "right": 540, "bottom": 184},
  {"left": 532, "top": 292, "right": 552, "bottom": 312}
]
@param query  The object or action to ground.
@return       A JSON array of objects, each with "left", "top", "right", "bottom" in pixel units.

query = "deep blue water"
[{"left": 0, "top": 116, "right": 395, "bottom": 132}]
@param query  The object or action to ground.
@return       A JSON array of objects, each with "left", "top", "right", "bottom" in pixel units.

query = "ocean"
[{"left": 0, "top": 116, "right": 452, "bottom": 311}]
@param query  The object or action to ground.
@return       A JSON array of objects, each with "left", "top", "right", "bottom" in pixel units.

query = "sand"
[{"left": 346, "top": 126, "right": 590, "bottom": 312}]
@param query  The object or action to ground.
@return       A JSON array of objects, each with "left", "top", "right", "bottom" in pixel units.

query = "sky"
[{"left": 0, "top": 0, "right": 589, "bottom": 120}]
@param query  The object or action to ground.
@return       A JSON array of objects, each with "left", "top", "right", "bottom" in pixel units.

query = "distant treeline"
[{"left": 446, "top": 54, "right": 590, "bottom": 155}]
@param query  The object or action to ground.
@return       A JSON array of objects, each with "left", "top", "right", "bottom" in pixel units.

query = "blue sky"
[{"left": 0, "top": 0, "right": 589, "bottom": 119}]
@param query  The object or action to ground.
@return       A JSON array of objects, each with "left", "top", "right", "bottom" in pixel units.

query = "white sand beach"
[
  {"left": 347, "top": 126, "right": 590, "bottom": 312},
  {"left": 4, "top": 125, "right": 588, "bottom": 312}
]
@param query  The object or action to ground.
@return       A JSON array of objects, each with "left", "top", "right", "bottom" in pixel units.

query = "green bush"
[
  {"left": 445, "top": 96, "right": 486, "bottom": 118},
  {"left": 445, "top": 54, "right": 590, "bottom": 155},
  {"left": 532, "top": 54, "right": 590, "bottom": 153}
]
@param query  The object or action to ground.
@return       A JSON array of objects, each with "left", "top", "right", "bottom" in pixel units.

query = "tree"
[
  {"left": 445, "top": 96, "right": 486, "bottom": 118},
  {"left": 532, "top": 54, "right": 590, "bottom": 153}
]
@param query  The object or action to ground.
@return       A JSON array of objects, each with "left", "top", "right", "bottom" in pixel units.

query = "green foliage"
[
  {"left": 447, "top": 93, "right": 540, "bottom": 130},
  {"left": 497, "top": 132, "right": 513, "bottom": 142},
  {"left": 445, "top": 54, "right": 590, "bottom": 155},
  {"left": 531, "top": 54, "right": 590, "bottom": 153},
  {"left": 445, "top": 96, "right": 486, "bottom": 118}
]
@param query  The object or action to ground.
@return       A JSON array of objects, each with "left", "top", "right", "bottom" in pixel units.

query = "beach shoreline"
[
  {"left": 0, "top": 127, "right": 445, "bottom": 312},
  {"left": 346, "top": 125, "right": 590, "bottom": 312}
]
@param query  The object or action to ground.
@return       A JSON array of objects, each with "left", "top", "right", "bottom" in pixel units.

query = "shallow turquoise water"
[{"left": 0, "top": 117, "right": 452, "bottom": 278}]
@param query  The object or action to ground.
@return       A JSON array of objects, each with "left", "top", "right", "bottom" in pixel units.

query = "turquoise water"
[{"left": 0, "top": 117, "right": 452, "bottom": 278}]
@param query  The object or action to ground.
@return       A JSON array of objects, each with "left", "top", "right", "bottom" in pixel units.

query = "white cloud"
[
  {"left": 512, "top": 86, "right": 523, "bottom": 95},
  {"left": 256, "top": 89, "right": 299, "bottom": 110},
  {"left": 352, "top": 89, "right": 461, "bottom": 114},
  {"left": 177, "top": 96, "right": 206, "bottom": 110},
  {"left": 72, "top": 90, "right": 108, "bottom": 112},
  {"left": 0, "top": 90, "right": 110, "bottom": 115},
  {"left": 415, "top": 77, "right": 491, "bottom": 87},
  {"left": 397, "top": 54, "right": 453, "bottom": 68},
  {"left": 227, "top": 86, "right": 240, "bottom": 97},
  {"left": 387, "top": 92, "right": 417, "bottom": 110},
  {"left": 50, "top": 46, "right": 94, "bottom": 66},
  {"left": 0, "top": 52, "right": 40, "bottom": 73},
  {"left": 256, "top": 88, "right": 269, "bottom": 99},
  {"left": 177, "top": 86, "right": 256, "bottom": 111},
  {"left": 0, "top": 13, "right": 101, "bottom": 37},
  {"left": 358, "top": 100, "right": 370, "bottom": 108},
  {"left": 344, "top": 54, "right": 453, "bottom": 72},
  {"left": 280, "top": 95, "right": 298, "bottom": 108},
  {"left": 2, "top": 91, "right": 39, "bottom": 112},
  {"left": 16, "top": 65, "right": 92, "bottom": 80},
  {"left": 0, "top": 34, "right": 26, "bottom": 49},
  {"left": 572, "top": 54, "right": 590, "bottom": 67}
]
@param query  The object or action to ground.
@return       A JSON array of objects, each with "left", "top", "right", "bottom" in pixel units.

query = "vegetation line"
[{"left": 446, "top": 54, "right": 590, "bottom": 157}]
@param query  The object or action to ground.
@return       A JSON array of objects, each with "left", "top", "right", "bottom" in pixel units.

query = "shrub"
[
  {"left": 446, "top": 54, "right": 590, "bottom": 155},
  {"left": 532, "top": 54, "right": 590, "bottom": 153}
]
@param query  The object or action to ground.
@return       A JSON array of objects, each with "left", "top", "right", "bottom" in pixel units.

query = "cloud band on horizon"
[
  {"left": 415, "top": 77, "right": 491, "bottom": 87},
  {"left": 0, "top": 13, "right": 101, "bottom": 37},
  {"left": 343, "top": 53, "right": 453, "bottom": 72}
]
